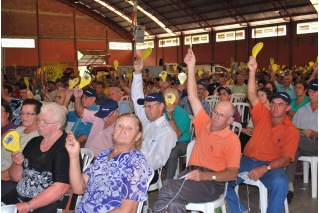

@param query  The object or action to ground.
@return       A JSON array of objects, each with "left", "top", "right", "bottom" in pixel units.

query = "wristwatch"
[
  {"left": 212, "top": 175, "right": 216, "bottom": 180},
  {"left": 27, "top": 201, "right": 34, "bottom": 212},
  {"left": 266, "top": 164, "right": 271, "bottom": 171},
  {"left": 168, "top": 117, "right": 174, "bottom": 121}
]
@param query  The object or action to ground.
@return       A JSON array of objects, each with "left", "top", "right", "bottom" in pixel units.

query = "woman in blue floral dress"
[{"left": 65, "top": 113, "right": 152, "bottom": 213}]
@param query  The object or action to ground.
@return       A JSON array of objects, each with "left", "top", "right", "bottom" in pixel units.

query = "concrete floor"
[{"left": 147, "top": 175, "right": 318, "bottom": 213}]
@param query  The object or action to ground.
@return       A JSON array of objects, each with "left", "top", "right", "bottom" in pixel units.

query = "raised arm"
[
  {"left": 247, "top": 56, "right": 259, "bottom": 108},
  {"left": 184, "top": 49, "right": 202, "bottom": 116},
  {"left": 117, "top": 69, "right": 131, "bottom": 95},
  {"left": 73, "top": 86, "right": 85, "bottom": 118},
  {"left": 308, "top": 62, "right": 318, "bottom": 83}
]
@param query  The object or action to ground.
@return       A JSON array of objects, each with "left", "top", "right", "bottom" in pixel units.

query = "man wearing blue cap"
[
  {"left": 132, "top": 60, "right": 177, "bottom": 180},
  {"left": 285, "top": 77, "right": 318, "bottom": 203},
  {"left": 71, "top": 86, "right": 119, "bottom": 157},
  {"left": 66, "top": 87, "right": 99, "bottom": 145},
  {"left": 226, "top": 56, "right": 300, "bottom": 213}
]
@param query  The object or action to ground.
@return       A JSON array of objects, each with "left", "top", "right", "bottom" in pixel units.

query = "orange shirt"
[
  {"left": 188, "top": 108, "right": 241, "bottom": 172},
  {"left": 244, "top": 101, "right": 299, "bottom": 162}
]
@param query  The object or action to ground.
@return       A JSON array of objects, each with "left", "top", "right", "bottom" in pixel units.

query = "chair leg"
[
  {"left": 303, "top": 161, "right": 310, "bottom": 183},
  {"left": 259, "top": 184, "right": 268, "bottom": 213},
  {"left": 221, "top": 203, "right": 227, "bottom": 213},
  {"left": 310, "top": 158, "right": 318, "bottom": 198},
  {"left": 284, "top": 198, "right": 289, "bottom": 213},
  {"left": 142, "top": 195, "right": 149, "bottom": 213}
]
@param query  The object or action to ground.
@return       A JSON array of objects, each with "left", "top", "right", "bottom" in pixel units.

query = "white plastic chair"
[
  {"left": 298, "top": 156, "right": 318, "bottom": 198},
  {"left": 74, "top": 148, "right": 95, "bottom": 208},
  {"left": 230, "top": 121, "right": 242, "bottom": 137},
  {"left": 230, "top": 93, "right": 246, "bottom": 103},
  {"left": 121, "top": 95, "right": 133, "bottom": 109},
  {"left": 205, "top": 99, "right": 219, "bottom": 115},
  {"left": 185, "top": 140, "right": 227, "bottom": 213},
  {"left": 142, "top": 168, "right": 163, "bottom": 213},
  {"left": 1, "top": 205, "right": 17, "bottom": 213},
  {"left": 233, "top": 102, "right": 251, "bottom": 124},
  {"left": 235, "top": 179, "right": 289, "bottom": 213},
  {"left": 205, "top": 94, "right": 220, "bottom": 102},
  {"left": 137, "top": 169, "right": 154, "bottom": 213},
  {"left": 80, "top": 148, "right": 95, "bottom": 171}
]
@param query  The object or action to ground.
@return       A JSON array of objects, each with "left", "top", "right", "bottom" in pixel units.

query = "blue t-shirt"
[
  {"left": 165, "top": 105, "right": 191, "bottom": 142},
  {"left": 76, "top": 148, "right": 152, "bottom": 213},
  {"left": 68, "top": 104, "right": 99, "bottom": 138}
]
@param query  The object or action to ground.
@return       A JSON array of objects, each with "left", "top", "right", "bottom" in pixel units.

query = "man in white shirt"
[{"left": 132, "top": 59, "right": 177, "bottom": 183}]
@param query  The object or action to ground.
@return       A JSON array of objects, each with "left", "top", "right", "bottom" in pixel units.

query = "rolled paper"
[
  {"left": 309, "top": 61, "right": 314, "bottom": 67},
  {"left": 252, "top": 42, "right": 263, "bottom": 57},
  {"left": 198, "top": 70, "right": 203, "bottom": 77},
  {"left": 3, "top": 131, "right": 20, "bottom": 152},
  {"left": 159, "top": 71, "right": 168, "bottom": 81},
  {"left": 178, "top": 73, "right": 187, "bottom": 84},
  {"left": 79, "top": 73, "right": 92, "bottom": 89},
  {"left": 272, "top": 64, "right": 278, "bottom": 72},
  {"left": 165, "top": 93, "right": 176, "bottom": 105},
  {"left": 141, "top": 47, "right": 152, "bottom": 60},
  {"left": 270, "top": 58, "right": 275, "bottom": 65},
  {"left": 173, "top": 63, "right": 178, "bottom": 71},
  {"left": 24, "top": 77, "right": 30, "bottom": 90},
  {"left": 114, "top": 60, "right": 119, "bottom": 70},
  {"left": 68, "top": 78, "right": 79, "bottom": 89}
]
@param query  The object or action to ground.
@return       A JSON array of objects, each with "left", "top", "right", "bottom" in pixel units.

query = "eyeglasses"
[
  {"left": 219, "top": 92, "right": 229, "bottom": 96},
  {"left": 211, "top": 110, "right": 232, "bottom": 120},
  {"left": 142, "top": 103, "right": 159, "bottom": 110},
  {"left": 36, "top": 118, "right": 59, "bottom": 127},
  {"left": 270, "top": 101, "right": 288, "bottom": 108},
  {"left": 19, "top": 112, "right": 36, "bottom": 117}
]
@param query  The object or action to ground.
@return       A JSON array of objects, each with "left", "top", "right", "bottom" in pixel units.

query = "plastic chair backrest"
[
  {"left": 137, "top": 169, "right": 154, "bottom": 213},
  {"left": 80, "top": 148, "right": 95, "bottom": 172},
  {"left": 189, "top": 115, "right": 194, "bottom": 140},
  {"left": 233, "top": 102, "right": 250, "bottom": 124},
  {"left": 230, "top": 121, "right": 242, "bottom": 137},
  {"left": 1, "top": 205, "right": 17, "bottom": 213},
  {"left": 186, "top": 140, "right": 195, "bottom": 165},
  {"left": 230, "top": 93, "right": 246, "bottom": 103}
]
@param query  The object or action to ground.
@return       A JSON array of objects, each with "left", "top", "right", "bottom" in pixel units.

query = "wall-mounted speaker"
[{"left": 134, "top": 26, "right": 145, "bottom": 43}]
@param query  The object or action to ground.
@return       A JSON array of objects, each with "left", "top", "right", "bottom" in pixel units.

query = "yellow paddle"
[{"left": 3, "top": 131, "right": 20, "bottom": 152}]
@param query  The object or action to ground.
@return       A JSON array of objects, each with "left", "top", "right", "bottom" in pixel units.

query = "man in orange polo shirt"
[
  {"left": 154, "top": 49, "right": 241, "bottom": 213},
  {"left": 226, "top": 56, "right": 299, "bottom": 213}
]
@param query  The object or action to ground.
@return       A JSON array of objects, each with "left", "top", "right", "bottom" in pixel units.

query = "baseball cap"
[
  {"left": 197, "top": 80, "right": 207, "bottom": 88},
  {"left": 174, "top": 80, "right": 180, "bottom": 85},
  {"left": 217, "top": 86, "right": 232, "bottom": 94},
  {"left": 83, "top": 87, "right": 97, "bottom": 97},
  {"left": 94, "top": 99, "right": 118, "bottom": 118},
  {"left": 308, "top": 78, "right": 318, "bottom": 91},
  {"left": 270, "top": 92, "right": 291, "bottom": 104},
  {"left": 137, "top": 93, "right": 164, "bottom": 105}
]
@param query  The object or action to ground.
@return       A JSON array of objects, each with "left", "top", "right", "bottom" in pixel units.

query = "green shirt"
[{"left": 290, "top": 96, "right": 310, "bottom": 112}]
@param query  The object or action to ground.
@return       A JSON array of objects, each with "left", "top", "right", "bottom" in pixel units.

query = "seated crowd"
[{"left": 1, "top": 51, "right": 317, "bottom": 212}]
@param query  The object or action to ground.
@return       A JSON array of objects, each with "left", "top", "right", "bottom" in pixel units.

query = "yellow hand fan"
[
  {"left": 24, "top": 77, "right": 30, "bottom": 90},
  {"left": 272, "top": 64, "right": 278, "bottom": 72},
  {"left": 270, "top": 58, "right": 275, "bottom": 65},
  {"left": 309, "top": 61, "right": 314, "bottom": 67},
  {"left": 68, "top": 78, "right": 79, "bottom": 89},
  {"left": 165, "top": 93, "right": 176, "bottom": 105},
  {"left": 252, "top": 42, "right": 264, "bottom": 57},
  {"left": 198, "top": 70, "right": 203, "bottom": 76},
  {"left": 79, "top": 73, "right": 92, "bottom": 89},
  {"left": 178, "top": 73, "right": 187, "bottom": 84},
  {"left": 3, "top": 131, "right": 20, "bottom": 152},
  {"left": 173, "top": 63, "right": 178, "bottom": 71},
  {"left": 114, "top": 60, "right": 119, "bottom": 70},
  {"left": 141, "top": 47, "right": 152, "bottom": 60},
  {"left": 159, "top": 71, "right": 168, "bottom": 81}
]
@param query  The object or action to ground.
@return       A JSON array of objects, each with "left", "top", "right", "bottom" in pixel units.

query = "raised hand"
[
  {"left": 133, "top": 59, "right": 144, "bottom": 74},
  {"left": 65, "top": 132, "right": 80, "bottom": 158},
  {"left": 247, "top": 56, "right": 258, "bottom": 73},
  {"left": 73, "top": 86, "right": 83, "bottom": 98},
  {"left": 184, "top": 49, "right": 196, "bottom": 67}
]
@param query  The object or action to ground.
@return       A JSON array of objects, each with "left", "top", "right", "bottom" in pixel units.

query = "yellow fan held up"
[
  {"left": 270, "top": 58, "right": 275, "bottom": 65},
  {"left": 252, "top": 42, "right": 264, "bottom": 57},
  {"left": 24, "top": 77, "right": 30, "bottom": 90},
  {"left": 3, "top": 131, "right": 20, "bottom": 152},
  {"left": 309, "top": 61, "right": 314, "bottom": 67},
  {"left": 69, "top": 78, "right": 79, "bottom": 89},
  {"left": 198, "top": 70, "right": 203, "bottom": 77},
  {"left": 178, "top": 73, "right": 187, "bottom": 84},
  {"left": 79, "top": 73, "right": 92, "bottom": 89},
  {"left": 272, "top": 64, "right": 278, "bottom": 72},
  {"left": 114, "top": 60, "right": 119, "bottom": 70},
  {"left": 159, "top": 71, "right": 168, "bottom": 81},
  {"left": 173, "top": 63, "right": 178, "bottom": 71},
  {"left": 165, "top": 93, "right": 176, "bottom": 105},
  {"left": 141, "top": 47, "right": 152, "bottom": 60}
]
